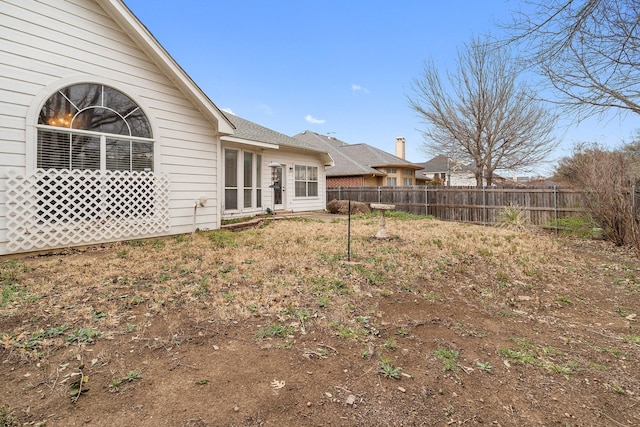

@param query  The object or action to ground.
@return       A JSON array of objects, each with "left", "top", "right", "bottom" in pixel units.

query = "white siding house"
[
  {"left": 0, "top": 0, "right": 331, "bottom": 255},
  {"left": 415, "top": 155, "right": 480, "bottom": 186},
  {"left": 221, "top": 114, "right": 332, "bottom": 218}
]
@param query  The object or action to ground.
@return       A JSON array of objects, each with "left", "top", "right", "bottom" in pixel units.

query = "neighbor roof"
[
  {"left": 293, "top": 131, "right": 421, "bottom": 177},
  {"left": 414, "top": 155, "right": 475, "bottom": 178}
]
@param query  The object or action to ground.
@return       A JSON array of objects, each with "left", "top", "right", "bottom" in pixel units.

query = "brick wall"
[{"left": 327, "top": 176, "right": 365, "bottom": 187}]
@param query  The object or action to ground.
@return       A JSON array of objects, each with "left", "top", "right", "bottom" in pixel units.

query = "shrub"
[
  {"left": 555, "top": 143, "right": 640, "bottom": 249},
  {"left": 326, "top": 199, "right": 371, "bottom": 215},
  {"left": 497, "top": 203, "right": 529, "bottom": 230},
  {"left": 547, "top": 215, "right": 599, "bottom": 238}
]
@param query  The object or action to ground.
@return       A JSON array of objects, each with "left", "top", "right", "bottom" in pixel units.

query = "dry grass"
[{"left": 2, "top": 213, "right": 583, "bottom": 358}]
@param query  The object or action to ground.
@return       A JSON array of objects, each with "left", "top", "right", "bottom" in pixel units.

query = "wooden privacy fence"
[{"left": 327, "top": 186, "right": 587, "bottom": 226}]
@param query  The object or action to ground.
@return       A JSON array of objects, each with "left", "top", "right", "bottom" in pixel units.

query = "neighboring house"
[
  {"left": 415, "top": 155, "right": 478, "bottom": 186},
  {"left": 415, "top": 155, "right": 526, "bottom": 187},
  {"left": 293, "top": 132, "right": 423, "bottom": 187},
  {"left": 0, "top": 0, "right": 331, "bottom": 256}
]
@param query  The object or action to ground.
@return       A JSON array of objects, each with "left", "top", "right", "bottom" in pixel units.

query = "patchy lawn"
[{"left": 1, "top": 214, "right": 639, "bottom": 426}]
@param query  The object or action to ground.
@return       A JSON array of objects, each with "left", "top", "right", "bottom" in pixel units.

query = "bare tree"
[
  {"left": 505, "top": 0, "right": 640, "bottom": 119},
  {"left": 409, "top": 36, "right": 558, "bottom": 187}
]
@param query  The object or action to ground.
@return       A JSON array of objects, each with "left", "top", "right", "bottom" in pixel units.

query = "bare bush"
[
  {"left": 326, "top": 199, "right": 371, "bottom": 215},
  {"left": 556, "top": 143, "right": 640, "bottom": 250}
]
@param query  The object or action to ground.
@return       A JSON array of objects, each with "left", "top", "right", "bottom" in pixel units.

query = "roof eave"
[
  {"left": 327, "top": 170, "right": 386, "bottom": 177},
  {"left": 221, "top": 136, "right": 279, "bottom": 150},
  {"left": 279, "top": 145, "right": 334, "bottom": 167},
  {"left": 370, "top": 163, "right": 424, "bottom": 170}
]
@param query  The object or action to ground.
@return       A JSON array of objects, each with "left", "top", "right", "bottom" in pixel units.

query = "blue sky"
[{"left": 124, "top": 0, "right": 637, "bottom": 176}]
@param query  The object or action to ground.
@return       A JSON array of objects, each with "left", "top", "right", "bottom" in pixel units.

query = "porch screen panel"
[
  {"left": 256, "top": 154, "right": 262, "bottom": 208},
  {"left": 225, "top": 149, "right": 238, "bottom": 210},
  {"left": 244, "top": 152, "right": 253, "bottom": 208}
]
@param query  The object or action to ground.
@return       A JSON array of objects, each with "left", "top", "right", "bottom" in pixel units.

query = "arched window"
[{"left": 36, "top": 83, "right": 154, "bottom": 171}]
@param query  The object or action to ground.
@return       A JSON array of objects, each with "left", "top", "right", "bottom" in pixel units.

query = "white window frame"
[
  {"left": 294, "top": 165, "right": 319, "bottom": 198},
  {"left": 35, "top": 83, "right": 154, "bottom": 172},
  {"left": 36, "top": 127, "right": 154, "bottom": 172}
]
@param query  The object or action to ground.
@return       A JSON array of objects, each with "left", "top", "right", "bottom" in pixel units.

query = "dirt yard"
[{"left": 1, "top": 213, "right": 639, "bottom": 426}]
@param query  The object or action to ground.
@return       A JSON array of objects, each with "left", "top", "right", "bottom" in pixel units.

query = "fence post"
[
  {"left": 632, "top": 185, "right": 637, "bottom": 239},
  {"left": 377, "top": 186, "right": 381, "bottom": 203},
  {"left": 483, "top": 186, "right": 487, "bottom": 226},
  {"left": 553, "top": 186, "right": 558, "bottom": 237},
  {"left": 425, "top": 186, "right": 429, "bottom": 216}
]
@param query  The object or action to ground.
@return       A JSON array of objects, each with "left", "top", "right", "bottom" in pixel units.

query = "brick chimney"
[{"left": 395, "top": 136, "right": 405, "bottom": 159}]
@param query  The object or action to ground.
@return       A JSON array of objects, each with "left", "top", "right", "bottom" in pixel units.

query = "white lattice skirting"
[{"left": 6, "top": 169, "right": 170, "bottom": 253}]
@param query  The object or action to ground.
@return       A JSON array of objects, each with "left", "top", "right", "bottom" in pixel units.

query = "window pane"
[
  {"left": 37, "top": 130, "right": 70, "bottom": 169},
  {"left": 295, "top": 165, "right": 305, "bottom": 180},
  {"left": 65, "top": 83, "right": 102, "bottom": 111},
  {"left": 38, "top": 92, "right": 75, "bottom": 127},
  {"left": 256, "top": 155, "right": 262, "bottom": 189},
  {"left": 75, "top": 107, "right": 129, "bottom": 135},
  {"left": 244, "top": 152, "right": 253, "bottom": 188},
  {"left": 225, "top": 189, "right": 237, "bottom": 210},
  {"left": 132, "top": 141, "right": 153, "bottom": 171},
  {"left": 71, "top": 134, "right": 100, "bottom": 170},
  {"left": 244, "top": 189, "right": 252, "bottom": 208},
  {"left": 106, "top": 139, "right": 131, "bottom": 171},
  {"left": 225, "top": 150, "right": 238, "bottom": 187},
  {"left": 255, "top": 155, "right": 262, "bottom": 207},
  {"left": 104, "top": 86, "right": 137, "bottom": 118},
  {"left": 126, "top": 109, "right": 152, "bottom": 138},
  {"left": 295, "top": 181, "right": 306, "bottom": 197},
  {"left": 309, "top": 166, "right": 318, "bottom": 181},
  {"left": 308, "top": 181, "right": 318, "bottom": 197}
]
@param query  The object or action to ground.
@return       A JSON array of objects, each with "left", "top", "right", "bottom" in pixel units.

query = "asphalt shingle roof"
[
  {"left": 414, "top": 155, "right": 450, "bottom": 173},
  {"left": 224, "top": 114, "right": 324, "bottom": 153},
  {"left": 414, "top": 155, "right": 475, "bottom": 178},
  {"left": 292, "top": 131, "right": 422, "bottom": 177}
]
